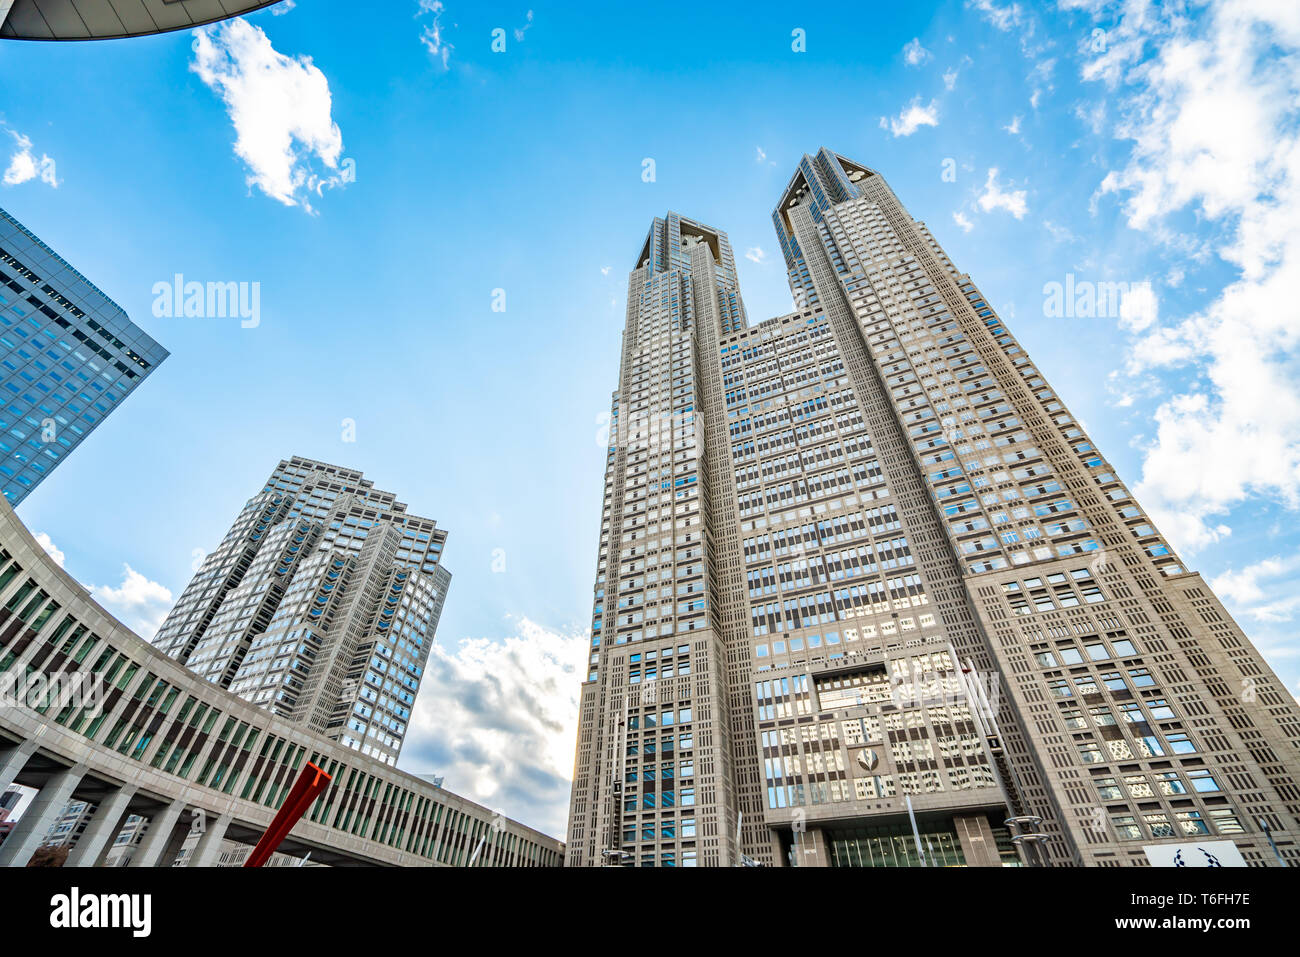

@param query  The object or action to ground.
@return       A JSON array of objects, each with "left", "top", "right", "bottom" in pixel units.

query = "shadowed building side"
[{"left": 0, "top": 0, "right": 284, "bottom": 40}]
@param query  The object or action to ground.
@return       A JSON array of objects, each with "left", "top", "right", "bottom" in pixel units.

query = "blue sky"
[{"left": 1, "top": 0, "right": 1297, "bottom": 839}]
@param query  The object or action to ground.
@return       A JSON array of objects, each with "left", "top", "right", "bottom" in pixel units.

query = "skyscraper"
[
  {"left": 153, "top": 455, "right": 450, "bottom": 766},
  {"left": 0, "top": 206, "right": 167, "bottom": 506},
  {"left": 566, "top": 149, "right": 1300, "bottom": 867}
]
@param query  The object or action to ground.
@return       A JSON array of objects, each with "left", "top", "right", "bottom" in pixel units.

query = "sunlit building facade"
[
  {"left": 153, "top": 456, "right": 450, "bottom": 765},
  {"left": 566, "top": 149, "right": 1300, "bottom": 867}
]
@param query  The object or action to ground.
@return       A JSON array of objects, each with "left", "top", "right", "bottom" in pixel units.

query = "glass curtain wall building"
[
  {"left": 565, "top": 149, "right": 1300, "bottom": 867},
  {"left": 0, "top": 206, "right": 167, "bottom": 505}
]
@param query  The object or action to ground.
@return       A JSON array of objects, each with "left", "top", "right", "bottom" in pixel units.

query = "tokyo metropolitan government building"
[{"left": 565, "top": 148, "right": 1300, "bottom": 868}]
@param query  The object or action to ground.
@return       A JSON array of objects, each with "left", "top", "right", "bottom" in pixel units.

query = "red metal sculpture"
[{"left": 243, "top": 762, "right": 332, "bottom": 867}]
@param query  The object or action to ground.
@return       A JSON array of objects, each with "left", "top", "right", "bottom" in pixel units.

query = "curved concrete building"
[
  {"left": 0, "top": 0, "right": 283, "bottom": 40},
  {"left": 0, "top": 500, "right": 563, "bottom": 867}
]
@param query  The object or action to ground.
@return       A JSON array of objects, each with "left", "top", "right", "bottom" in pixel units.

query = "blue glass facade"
[{"left": 0, "top": 206, "right": 167, "bottom": 504}]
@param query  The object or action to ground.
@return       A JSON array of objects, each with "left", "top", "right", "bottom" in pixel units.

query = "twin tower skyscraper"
[
  {"left": 138, "top": 148, "right": 1300, "bottom": 866},
  {"left": 565, "top": 149, "right": 1300, "bottom": 867}
]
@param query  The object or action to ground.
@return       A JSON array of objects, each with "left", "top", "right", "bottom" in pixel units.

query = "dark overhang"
[{"left": 0, "top": 0, "right": 284, "bottom": 41}]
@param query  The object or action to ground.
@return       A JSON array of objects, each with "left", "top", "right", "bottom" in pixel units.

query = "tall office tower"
[
  {"left": 566, "top": 149, "right": 1300, "bottom": 867},
  {"left": 153, "top": 456, "right": 451, "bottom": 766},
  {"left": 0, "top": 207, "right": 167, "bottom": 505}
]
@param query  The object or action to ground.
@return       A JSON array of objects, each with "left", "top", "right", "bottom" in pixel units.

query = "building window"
[
  {"left": 1095, "top": 777, "right": 1122, "bottom": 800},
  {"left": 1128, "top": 668, "right": 1156, "bottom": 688},
  {"left": 1078, "top": 742, "right": 1105, "bottom": 764},
  {"left": 1208, "top": 809, "right": 1245, "bottom": 834},
  {"left": 1111, "top": 815, "right": 1141, "bottom": 841},
  {"left": 1144, "top": 812, "right": 1174, "bottom": 838}
]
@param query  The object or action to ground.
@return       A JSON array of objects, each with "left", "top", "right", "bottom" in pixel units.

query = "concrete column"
[
  {"left": 0, "top": 738, "right": 38, "bottom": 795},
  {"left": 156, "top": 813, "right": 196, "bottom": 868},
  {"left": 0, "top": 763, "right": 85, "bottom": 867},
  {"left": 793, "top": 826, "right": 830, "bottom": 867},
  {"left": 127, "top": 797, "right": 187, "bottom": 867},
  {"left": 187, "top": 812, "right": 231, "bottom": 867},
  {"left": 409, "top": 798, "right": 431, "bottom": 858},
  {"left": 954, "top": 812, "right": 1003, "bottom": 867},
  {"left": 768, "top": 829, "right": 788, "bottom": 867},
  {"left": 431, "top": 809, "right": 452, "bottom": 863},
  {"left": 64, "top": 786, "right": 137, "bottom": 868}
]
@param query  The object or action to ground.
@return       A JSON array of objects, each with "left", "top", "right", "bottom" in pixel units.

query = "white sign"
[{"left": 1142, "top": 841, "right": 1246, "bottom": 868}]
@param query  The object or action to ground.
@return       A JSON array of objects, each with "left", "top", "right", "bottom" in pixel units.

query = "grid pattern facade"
[
  {"left": 567, "top": 148, "right": 1300, "bottom": 867},
  {"left": 153, "top": 456, "right": 450, "bottom": 766},
  {"left": 0, "top": 207, "right": 166, "bottom": 505}
]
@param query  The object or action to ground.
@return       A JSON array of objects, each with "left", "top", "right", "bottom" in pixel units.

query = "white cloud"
[
  {"left": 879, "top": 97, "right": 940, "bottom": 137},
  {"left": 1075, "top": 0, "right": 1167, "bottom": 89},
  {"left": 943, "top": 54, "right": 974, "bottom": 92},
  {"left": 745, "top": 246, "right": 768, "bottom": 264},
  {"left": 1210, "top": 555, "right": 1300, "bottom": 623},
  {"left": 966, "top": 0, "right": 1052, "bottom": 59},
  {"left": 953, "top": 211, "right": 974, "bottom": 233},
  {"left": 1074, "top": 98, "right": 1107, "bottom": 134},
  {"left": 1004, "top": 114, "right": 1023, "bottom": 135},
  {"left": 191, "top": 18, "right": 346, "bottom": 212},
  {"left": 90, "top": 565, "right": 174, "bottom": 640},
  {"left": 1119, "top": 282, "right": 1158, "bottom": 333},
  {"left": 513, "top": 9, "right": 534, "bottom": 43},
  {"left": 977, "top": 167, "right": 1028, "bottom": 218},
  {"left": 1080, "top": 1, "right": 1300, "bottom": 551},
  {"left": 401, "top": 618, "right": 586, "bottom": 839},
  {"left": 967, "top": 0, "right": 1026, "bottom": 33},
  {"left": 33, "top": 532, "right": 65, "bottom": 568},
  {"left": 417, "top": 0, "right": 453, "bottom": 69},
  {"left": 1211, "top": 556, "right": 1292, "bottom": 605},
  {"left": 1058, "top": 0, "right": 1111, "bottom": 13},
  {"left": 271, "top": 0, "right": 295, "bottom": 13},
  {"left": 32, "top": 534, "right": 170, "bottom": 637},
  {"left": 903, "top": 37, "right": 932, "bottom": 66},
  {"left": 1043, "top": 219, "right": 1076, "bottom": 243},
  {"left": 2, "top": 128, "right": 58, "bottom": 188},
  {"left": 600, "top": 265, "right": 611, "bottom": 275}
]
